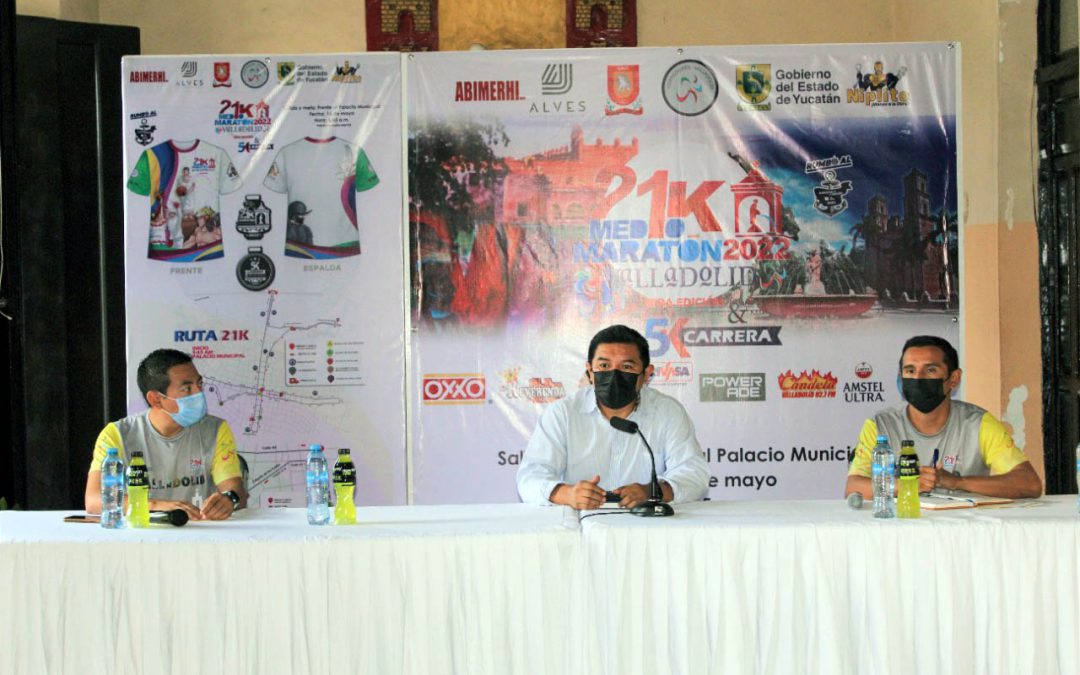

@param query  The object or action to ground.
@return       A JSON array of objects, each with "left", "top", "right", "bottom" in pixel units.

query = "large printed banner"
[
  {"left": 122, "top": 54, "right": 407, "bottom": 506},
  {"left": 409, "top": 44, "right": 960, "bottom": 502}
]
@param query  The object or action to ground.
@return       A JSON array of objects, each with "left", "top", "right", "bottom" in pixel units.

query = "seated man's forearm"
[
  {"left": 548, "top": 483, "right": 570, "bottom": 506},
  {"left": 947, "top": 462, "right": 1043, "bottom": 499},
  {"left": 845, "top": 475, "right": 873, "bottom": 500}
]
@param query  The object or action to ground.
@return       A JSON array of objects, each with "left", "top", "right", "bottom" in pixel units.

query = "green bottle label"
[
  {"left": 898, "top": 452, "right": 919, "bottom": 478},
  {"left": 126, "top": 463, "right": 149, "bottom": 488},
  {"left": 333, "top": 461, "right": 356, "bottom": 487}
]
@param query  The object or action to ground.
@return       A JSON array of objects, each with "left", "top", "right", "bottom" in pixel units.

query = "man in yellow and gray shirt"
[
  {"left": 84, "top": 349, "right": 247, "bottom": 520},
  {"left": 845, "top": 335, "right": 1042, "bottom": 500}
]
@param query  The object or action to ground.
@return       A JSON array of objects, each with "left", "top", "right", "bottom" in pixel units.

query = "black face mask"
[
  {"left": 592, "top": 369, "right": 640, "bottom": 409},
  {"left": 902, "top": 377, "right": 948, "bottom": 414}
]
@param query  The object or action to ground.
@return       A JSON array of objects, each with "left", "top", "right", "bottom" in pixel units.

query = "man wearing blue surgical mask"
[
  {"left": 845, "top": 335, "right": 1042, "bottom": 500},
  {"left": 84, "top": 349, "right": 247, "bottom": 520},
  {"left": 516, "top": 325, "right": 708, "bottom": 509}
]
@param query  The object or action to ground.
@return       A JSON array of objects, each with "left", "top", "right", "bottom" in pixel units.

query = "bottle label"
[
  {"left": 333, "top": 462, "right": 356, "bottom": 487},
  {"left": 126, "top": 465, "right": 149, "bottom": 488},
  {"left": 102, "top": 474, "right": 123, "bottom": 488},
  {"left": 871, "top": 462, "right": 883, "bottom": 477},
  {"left": 898, "top": 453, "right": 919, "bottom": 478}
]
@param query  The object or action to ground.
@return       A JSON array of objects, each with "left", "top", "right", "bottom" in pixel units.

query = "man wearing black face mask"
[
  {"left": 516, "top": 325, "right": 708, "bottom": 509},
  {"left": 845, "top": 336, "right": 1041, "bottom": 500}
]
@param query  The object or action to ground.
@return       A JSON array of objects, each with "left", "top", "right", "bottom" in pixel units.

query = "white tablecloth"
[
  {"left": 3, "top": 498, "right": 1079, "bottom": 675},
  {"left": 580, "top": 497, "right": 1080, "bottom": 675},
  {"left": 0, "top": 504, "right": 590, "bottom": 675}
]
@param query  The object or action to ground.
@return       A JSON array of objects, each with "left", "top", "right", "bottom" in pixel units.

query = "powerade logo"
[
  {"left": 422, "top": 374, "right": 486, "bottom": 405},
  {"left": 700, "top": 373, "right": 766, "bottom": 402}
]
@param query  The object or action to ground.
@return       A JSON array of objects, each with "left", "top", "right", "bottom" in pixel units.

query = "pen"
[{"left": 930, "top": 448, "right": 939, "bottom": 467}]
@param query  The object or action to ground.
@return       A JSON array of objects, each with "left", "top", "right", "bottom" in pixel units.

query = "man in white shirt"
[{"left": 516, "top": 325, "right": 709, "bottom": 509}]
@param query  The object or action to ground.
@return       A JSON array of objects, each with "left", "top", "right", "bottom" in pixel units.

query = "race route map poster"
[
  {"left": 123, "top": 54, "right": 406, "bottom": 506},
  {"left": 407, "top": 44, "right": 960, "bottom": 503}
]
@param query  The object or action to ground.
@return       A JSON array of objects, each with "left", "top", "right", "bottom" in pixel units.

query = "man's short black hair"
[
  {"left": 137, "top": 349, "right": 193, "bottom": 399},
  {"left": 587, "top": 324, "right": 650, "bottom": 369},
  {"left": 899, "top": 335, "right": 959, "bottom": 374}
]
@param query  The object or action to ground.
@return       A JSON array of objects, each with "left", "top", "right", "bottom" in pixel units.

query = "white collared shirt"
[{"left": 516, "top": 386, "right": 709, "bottom": 505}]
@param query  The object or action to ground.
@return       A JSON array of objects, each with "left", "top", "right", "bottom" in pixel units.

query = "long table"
[
  {"left": 581, "top": 498, "right": 1080, "bottom": 675},
  {"left": 3, "top": 497, "right": 1079, "bottom": 674}
]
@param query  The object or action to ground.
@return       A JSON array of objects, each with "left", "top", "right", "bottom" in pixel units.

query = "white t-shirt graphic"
[
  {"left": 127, "top": 139, "right": 242, "bottom": 262},
  {"left": 263, "top": 137, "right": 379, "bottom": 258}
]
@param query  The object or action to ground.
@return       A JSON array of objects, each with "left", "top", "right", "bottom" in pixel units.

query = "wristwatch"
[{"left": 222, "top": 490, "right": 241, "bottom": 508}]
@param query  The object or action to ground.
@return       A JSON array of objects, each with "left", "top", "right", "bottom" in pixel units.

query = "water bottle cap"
[
  {"left": 106, "top": 447, "right": 119, "bottom": 455},
  {"left": 309, "top": 444, "right": 323, "bottom": 452},
  {"left": 876, "top": 435, "right": 888, "bottom": 443},
  {"left": 338, "top": 448, "right": 351, "bottom": 455},
  {"left": 131, "top": 450, "right": 144, "bottom": 457}
]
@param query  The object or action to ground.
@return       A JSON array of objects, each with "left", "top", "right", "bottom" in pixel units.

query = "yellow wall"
[{"left": 17, "top": 0, "right": 1045, "bottom": 476}]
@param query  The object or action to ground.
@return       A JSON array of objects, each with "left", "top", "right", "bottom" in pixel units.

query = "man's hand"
[
  {"left": 551, "top": 475, "right": 605, "bottom": 509},
  {"left": 918, "top": 466, "right": 939, "bottom": 493},
  {"left": 199, "top": 492, "right": 235, "bottom": 521},
  {"left": 920, "top": 465, "right": 962, "bottom": 493},
  {"left": 149, "top": 499, "right": 202, "bottom": 520},
  {"left": 614, "top": 483, "right": 650, "bottom": 508}
]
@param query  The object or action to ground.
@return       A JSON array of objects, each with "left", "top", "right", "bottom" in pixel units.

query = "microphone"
[
  {"left": 846, "top": 492, "right": 864, "bottom": 510},
  {"left": 609, "top": 416, "right": 674, "bottom": 517},
  {"left": 149, "top": 509, "right": 190, "bottom": 526}
]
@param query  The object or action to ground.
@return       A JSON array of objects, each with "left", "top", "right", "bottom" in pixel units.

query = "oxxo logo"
[
  {"left": 700, "top": 373, "right": 766, "bottom": 402},
  {"left": 422, "top": 374, "right": 486, "bottom": 405}
]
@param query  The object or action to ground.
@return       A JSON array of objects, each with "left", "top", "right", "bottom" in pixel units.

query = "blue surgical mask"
[{"left": 164, "top": 391, "right": 208, "bottom": 428}]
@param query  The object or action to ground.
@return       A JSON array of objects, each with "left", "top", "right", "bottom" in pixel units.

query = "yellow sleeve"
[
  {"left": 848, "top": 418, "right": 879, "bottom": 477},
  {"left": 978, "top": 413, "right": 1028, "bottom": 475},
  {"left": 89, "top": 423, "right": 124, "bottom": 472},
  {"left": 211, "top": 421, "right": 243, "bottom": 485}
]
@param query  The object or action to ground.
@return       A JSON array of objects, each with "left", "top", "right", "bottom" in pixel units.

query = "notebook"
[{"left": 919, "top": 491, "right": 1014, "bottom": 510}]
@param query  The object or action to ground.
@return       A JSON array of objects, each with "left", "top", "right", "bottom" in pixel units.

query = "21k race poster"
[
  {"left": 122, "top": 54, "right": 406, "bottom": 506},
  {"left": 408, "top": 44, "right": 960, "bottom": 503}
]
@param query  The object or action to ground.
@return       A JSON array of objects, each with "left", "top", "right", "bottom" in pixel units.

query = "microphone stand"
[
  {"left": 610, "top": 416, "right": 674, "bottom": 517},
  {"left": 630, "top": 428, "right": 675, "bottom": 518}
]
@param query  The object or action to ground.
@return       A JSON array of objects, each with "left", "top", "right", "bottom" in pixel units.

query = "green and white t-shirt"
[{"left": 263, "top": 136, "right": 379, "bottom": 259}]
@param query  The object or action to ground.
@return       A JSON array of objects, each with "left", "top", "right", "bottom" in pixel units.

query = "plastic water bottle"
[
  {"left": 100, "top": 447, "right": 126, "bottom": 529},
  {"left": 896, "top": 440, "right": 920, "bottom": 518},
  {"left": 871, "top": 434, "right": 895, "bottom": 519},
  {"left": 305, "top": 444, "right": 330, "bottom": 526},
  {"left": 126, "top": 450, "right": 150, "bottom": 528},
  {"left": 333, "top": 448, "right": 357, "bottom": 525}
]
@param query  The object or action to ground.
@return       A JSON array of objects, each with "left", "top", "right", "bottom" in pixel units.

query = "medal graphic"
[
  {"left": 235, "top": 194, "right": 272, "bottom": 240},
  {"left": 237, "top": 246, "right": 275, "bottom": 291}
]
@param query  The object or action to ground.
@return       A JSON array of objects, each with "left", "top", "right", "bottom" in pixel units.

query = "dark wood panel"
[{"left": 11, "top": 16, "right": 138, "bottom": 508}]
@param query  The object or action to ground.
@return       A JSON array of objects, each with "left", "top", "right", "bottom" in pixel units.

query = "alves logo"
[{"left": 422, "top": 374, "right": 486, "bottom": 405}]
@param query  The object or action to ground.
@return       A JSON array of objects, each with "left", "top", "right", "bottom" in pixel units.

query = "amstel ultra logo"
[{"left": 422, "top": 374, "right": 487, "bottom": 404}]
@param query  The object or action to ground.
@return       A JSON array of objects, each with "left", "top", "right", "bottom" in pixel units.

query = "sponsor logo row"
[
  {"left": 130, "top": 56, "right": 913, "bottom": 113},
  {"left": 129, "top": 59, "right": 363, "bottom": 89},
  {"left": 454, "top": 58, "right": 911, "bottom": 117},
  {"left": 421, "top": 361, "right": 886, "bottom": 405},
  {"left": 421, "top": 369, "right": 568, "bottom": 405},
  {"left": 658, "top": 362, "right": 885, "bottom": 404}
]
